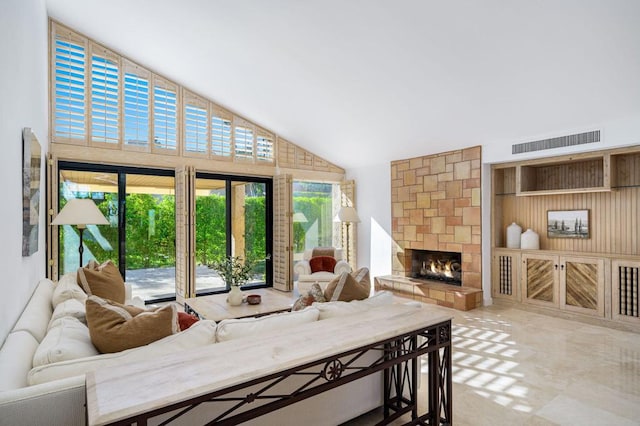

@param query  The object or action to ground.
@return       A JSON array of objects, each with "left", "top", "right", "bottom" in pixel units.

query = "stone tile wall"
[{"left": 391, "top": 146, "right": 482, "bottom": 289}]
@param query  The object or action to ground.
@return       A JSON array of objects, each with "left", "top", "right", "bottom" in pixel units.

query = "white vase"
[
  {"left": 521, "top": 229, "right": 540, "bottom": 250},
  {"left": 506, "top": 222, "right": 522, "bottom": 248},
  {"left": 227, "top": 286, "right": 244, "bottom": 306}
]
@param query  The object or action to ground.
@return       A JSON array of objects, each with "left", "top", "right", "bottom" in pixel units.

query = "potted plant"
[{"left": 209, "top": 255, "right": 264, "bottom": 305}]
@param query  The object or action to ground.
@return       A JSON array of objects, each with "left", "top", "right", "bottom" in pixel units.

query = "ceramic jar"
[
  {"left": 506, "top": 222, "right": 522, "bottom": 248},
  {"left": 227, "top": 286, "right": 244, "bottom": 306},
  {"left": 520, "top": 229, "right": 540, "bottom": 250}
]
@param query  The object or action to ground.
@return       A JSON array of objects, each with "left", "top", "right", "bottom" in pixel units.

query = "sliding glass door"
[{"left": 194, "top": 173, "right": 272, "bottom": 294}]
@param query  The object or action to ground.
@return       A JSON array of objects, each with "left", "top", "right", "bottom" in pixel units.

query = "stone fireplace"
[
  {"left": 407, "top": 249, "right": 462, "bottom": 286},
  {"left": 390, "top": 145, "right": 482, "bottom": 293}
]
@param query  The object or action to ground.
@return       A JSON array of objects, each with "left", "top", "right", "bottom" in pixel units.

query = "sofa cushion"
[
  {"left": 292, "top": 283, "right": 326, "bottom": 311},
  {"left": 309, "top": 256, "right": 337, "bottom": 273},
  {"left": 49, "top": 298, "right": 86, "bottom": 326},
  {"left": 28, "top": 319, "right": 217, "bottom": 385},
  {"left": 324, "top": 270, "right": 369, "bottom": 302},
  {"left": 52, "top": 273, "right": 87, "bottom": 308},
  {"left": 86, "top": 296, "right": 178, "bottom": 353},
  {"left": 32, "top": 317, "right": 98, "bottom": 367},
  {"left": 12, "top": 279, "right": 55, "bottom": 342},
  {"left": 314, "top": 290, "right": 394, "bottom": 320},
  {"left": 216, "top": 307, "right": 320, "bottom": 342},
  {"left": 0, "top": 331, "right": 40, "bottom": 391},
  {"left": 77, "top": 260, "right": 125, "bottom": 304}
]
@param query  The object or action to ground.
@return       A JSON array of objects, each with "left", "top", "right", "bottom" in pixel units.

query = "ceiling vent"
[{"left": 512, "top": 130, "right": 600, "bottom": 155}]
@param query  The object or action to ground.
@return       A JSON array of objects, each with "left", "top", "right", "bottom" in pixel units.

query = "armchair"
[{"left": 294, "top": 247, "right": 352, "bottom": 294}]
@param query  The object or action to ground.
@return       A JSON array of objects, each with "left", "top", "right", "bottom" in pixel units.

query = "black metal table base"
[{"left": 108, "top": 320, "right": 452, "bottom": 426}]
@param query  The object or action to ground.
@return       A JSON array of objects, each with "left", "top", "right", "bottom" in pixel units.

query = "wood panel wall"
[{"left": 496, "top": 187, "right": 640, "bottom": 255}]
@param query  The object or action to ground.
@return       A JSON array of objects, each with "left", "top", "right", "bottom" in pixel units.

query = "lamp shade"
[
  {"left": 335, "top": 206, "right": 361, "bottom": 223},
  {"left": 51, "top": 198, "right": 109, "bottom": 227}
]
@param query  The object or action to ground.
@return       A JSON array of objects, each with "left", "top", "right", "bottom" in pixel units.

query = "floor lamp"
[
  {"left": 51, "top": 198, "right": 109, "bottom": 267},
  {"left": 335, "top": 206, "right": 360, "bottom": 265}
]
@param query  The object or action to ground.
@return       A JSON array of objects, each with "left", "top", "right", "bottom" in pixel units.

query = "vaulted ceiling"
[{"left": 46, "top": 0, "right": 640, "bottom": 169}]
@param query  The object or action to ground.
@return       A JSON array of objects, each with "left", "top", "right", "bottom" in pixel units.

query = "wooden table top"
[
  {"left": 86, "top": 303, "right": 453, "bottom": 426},
  {"left": 184, "top": 288, "right": 296, "bottom": 322}
]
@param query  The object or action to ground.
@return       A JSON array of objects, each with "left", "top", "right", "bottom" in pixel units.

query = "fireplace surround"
[{"left": 409, "top": 249, "right": 462, "bottom": 286}]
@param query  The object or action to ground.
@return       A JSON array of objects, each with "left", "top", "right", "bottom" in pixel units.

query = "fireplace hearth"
[{"left": 408, "top": 249, "right": 462, "bottom": 286}]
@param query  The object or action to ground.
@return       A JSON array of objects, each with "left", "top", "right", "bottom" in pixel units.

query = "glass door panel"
[
  {"left": 239, "top": 181, "right": 268, "bottom": 286},
  {"left": 58, "top": 170, "right": 119, "bottom": 275},
  {"left": 124, "top": 174, "right": 176, "bottom": 301},
  {"left": 195, "top": 178, "right": 227, "bottom": 293}
]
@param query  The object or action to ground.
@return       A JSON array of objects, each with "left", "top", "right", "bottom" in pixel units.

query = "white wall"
[{"left": 0, "top": 0, "right": 48, "bottom": 345}]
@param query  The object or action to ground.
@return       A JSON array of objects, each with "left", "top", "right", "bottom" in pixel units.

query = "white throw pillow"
[
  {"left": 28, "top": 319, "right": 217, "bottom": 385},
  {"left": 313, "top": 290, "right": 394, "bottom": 320},
  {"left": 52, "top": 273, "right": 87, "bottom": 308},
  {"left": 216, "top": 307, "right": 320, "bottom": 343},
  {"left": 49, "top": 298, "right": 87, "bottom": 326},
  {"left": 32, "top": 316, "right": 99, "bottom": 367}
]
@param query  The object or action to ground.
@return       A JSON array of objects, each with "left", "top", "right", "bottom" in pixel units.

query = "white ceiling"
[{"left": 46, "top": 0, "right": 640, "bottom": 169}]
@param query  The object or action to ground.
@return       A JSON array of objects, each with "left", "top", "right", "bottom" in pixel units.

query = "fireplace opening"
[{"left": 409, "top": 249, "right": 462, "bottom": 286}]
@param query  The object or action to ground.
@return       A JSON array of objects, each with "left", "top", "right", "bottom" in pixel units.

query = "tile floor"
[{"left": 347, "top": 304, "right": 640, "bottom": 425}]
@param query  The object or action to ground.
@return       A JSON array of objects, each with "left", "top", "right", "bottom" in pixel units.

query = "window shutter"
[
  {"left": 233, "top": 117, "right": 255, "bottom": 161},
  {"left": 256, "top": 128, "right": 275, "bottom": 163},
  {"left": 52, "top": 25, "right": 87, "bottom": 143},
  {"left": 90, "top": 43, "right": 120, "bottom": 145},
  {"left": 340, "top": 180, "right": 357, "bottom": 269},
  {"left": 183, "top": 90, "right": 208, "bottom": 156},
  {"left": 122, "top": 59, "right": 150, "bottom": 151},
  {"left": 211, "top": 105, "right": 232, "bottom": 158},
  {"left": 273, "top": 174, "right": 293, "bottom": 291},
  {"left": 152, "top": 76, "right": 179, "bottom": 152}
]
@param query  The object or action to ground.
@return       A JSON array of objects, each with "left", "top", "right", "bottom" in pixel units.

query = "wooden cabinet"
[
  {"left": 491, "top": 249, "right": 520, "bottom": 302},
  {"left": 611, "top": 259, "right": 640, "bottom": 325},
  {"left": 520, "top": 253, "right": 606, "bottom": 317}
]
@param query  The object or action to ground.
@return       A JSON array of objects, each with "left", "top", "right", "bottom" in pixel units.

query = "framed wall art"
[{"left": 547, "top": 209, "right": 589, "bottom": 239}]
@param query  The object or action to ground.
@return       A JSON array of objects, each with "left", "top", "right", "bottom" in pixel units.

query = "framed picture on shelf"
[{"left": 547, "top": 209, "right": 589, "bottom": 239}]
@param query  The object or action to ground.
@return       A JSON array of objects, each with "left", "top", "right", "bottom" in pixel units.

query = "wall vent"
[{"left": 512, "top": 130, "right": 600, "bottom": 155}]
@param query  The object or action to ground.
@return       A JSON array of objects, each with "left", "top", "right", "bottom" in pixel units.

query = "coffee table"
[{"left": 184, "top": 288, "right": 295, "bottom": 322}]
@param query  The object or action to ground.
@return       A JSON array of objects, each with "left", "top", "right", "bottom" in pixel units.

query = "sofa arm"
[
  {"left": 334, "top": 260, "right": 352, "bottom": 275},
  {"left": 294, "top": 260, "right": 311, "bottom": 276}
]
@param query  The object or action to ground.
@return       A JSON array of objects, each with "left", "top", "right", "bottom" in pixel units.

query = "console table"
[{"left": 86, "top": 304, "right": 453, "bottom": 425}]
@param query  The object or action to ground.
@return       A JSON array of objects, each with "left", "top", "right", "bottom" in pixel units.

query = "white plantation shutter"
[
  {"left": 153, "top": 76, "right": 179, "bottom": 151},
  {"left": 90, "top": 43, "right": 120, "bottom": 145},
  {"left": 183, "top": 90, "right": 208, "bottom": 155},
  {"left": 122, "top": 60, "right": 150, "bottom": 150},
  {"left": 234, "top": 117, "right": 255, "bottom": 160},
  {"left": 52, "top": 25, "right": 87, "bottom": 143},
  {"left": 256, "top": 128, "right": 275, "bottom": 163},
  {"left": 175, "top": 166, "right": 195, "bottom": 303},
  {"left": 273, "top": 174, "right": 293, "bottom": 291},
  {"left": 211, "top": 106, "right": 232, "bottom": 158},
  {"left": 340, "top": 180, "right": 357, "bottom": 269}
]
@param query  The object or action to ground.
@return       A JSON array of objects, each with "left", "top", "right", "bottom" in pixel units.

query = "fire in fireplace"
[{"left": 409, "top": 249, "right": 462, "bottom": 286}]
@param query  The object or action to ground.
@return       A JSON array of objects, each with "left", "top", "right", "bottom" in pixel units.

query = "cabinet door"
[
  {"left": 560, "top": 256, "right": 606, "bottom": 317},
  {"left": 492, "top": 250, "right": 520, "bottom": 302},
  {"left": 522, "top": 254, "right": 559, "bottom": 307},
  {"left": 612, "top": 259, "right": 640, "bottom": 325}
]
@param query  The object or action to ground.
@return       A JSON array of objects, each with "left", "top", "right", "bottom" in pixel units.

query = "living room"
[{"left": 1, "top": 1, "right": 639, "bottom": 425}]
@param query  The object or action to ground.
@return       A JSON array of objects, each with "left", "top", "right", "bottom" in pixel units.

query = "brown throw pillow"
[
  {"left": 77, "top": 260, "right": 126, "bottom": 304},
  {"left": 292, "top": 283, "right": 327, "bottom": 311},
  {"left": 324, "top": 270, "right": 370, "bottom": 302},
  {"left": 85, "top": 296, "right": 178, "bottom": 353},
  {"left": 351, "top": 267, "right": 372, "bottom": 295},
  {"left": 309, "top": 256, "right": 337, "bottom": 273}
]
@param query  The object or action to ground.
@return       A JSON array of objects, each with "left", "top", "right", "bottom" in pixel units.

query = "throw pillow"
[
  {"left": 52, "top": 273, "right": 87, "bottom": 308},
  {"left": 32, "top": 317, "right": 99, "bottom": 367},
  {"left": 178, "top": 312, "right": 199, "bottom": 331},
  {"left": 324, "top": 270, "right": 370, "bottom": 302},
  {"left": 49, "top": 298, "right": 87, "bottom": 326},
  {"left": 292, "top": 283, "right": 327, "bottom": 311},
  {"left": 85, "top": 296, "right": 178, "bottom": 353},
  {"left": 77, "top": 260, "right": 126, "bottom": 304},
  {"left": 309, "top": 256, "right": 337, "bottom": 273},
  {"left": 351, "top": 267, "right": 372, "bottom": 295}
]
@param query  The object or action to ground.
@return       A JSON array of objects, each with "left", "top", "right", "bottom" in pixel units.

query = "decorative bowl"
[{"left": 246, "top": 294, "right": 262, "bottom": 305}]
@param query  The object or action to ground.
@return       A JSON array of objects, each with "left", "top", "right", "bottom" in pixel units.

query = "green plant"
[{"left": 208, "top": 255, "right": 263, "bottom": 287}]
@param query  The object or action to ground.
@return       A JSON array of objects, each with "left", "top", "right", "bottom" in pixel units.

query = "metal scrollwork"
[
  {"left": 321, "top": 359, "right": 343, "bottom": 381},
  {"left": 438, "top": 324, "right": 450, "bottom": 343}
]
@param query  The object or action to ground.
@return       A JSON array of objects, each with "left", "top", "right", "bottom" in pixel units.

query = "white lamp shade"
[
  {"left": 51, "top": 198, "right": 109, "bottom": 227},
  {"left": 335, "top": 206, "right": 361, "bottom": 223}
]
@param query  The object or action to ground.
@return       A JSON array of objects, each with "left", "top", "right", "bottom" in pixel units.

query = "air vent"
[{"left": 512, "top": 130, "right": 600, "bottom": 155}]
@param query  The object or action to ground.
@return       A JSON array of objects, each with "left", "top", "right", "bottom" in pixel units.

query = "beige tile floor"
[{"left": 347, "top": 304, "right": 640, "bottom": 425}]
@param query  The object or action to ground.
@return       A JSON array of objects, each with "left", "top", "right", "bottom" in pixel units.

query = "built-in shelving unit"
[{"left": 491, "top": 145, "right": 640, "bottom": 331}]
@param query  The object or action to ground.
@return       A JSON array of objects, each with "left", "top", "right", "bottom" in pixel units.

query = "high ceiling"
[{"left": 46, "top": 0, "right": 640, "bottom": 169}]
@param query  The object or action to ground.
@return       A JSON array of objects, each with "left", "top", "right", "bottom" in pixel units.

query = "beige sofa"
[
  {"left": 294, "top": 248, "right": 352, "bottom": 293},
  {"left": 0, "top": 274, "right": 408, "bottom": 426}
]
